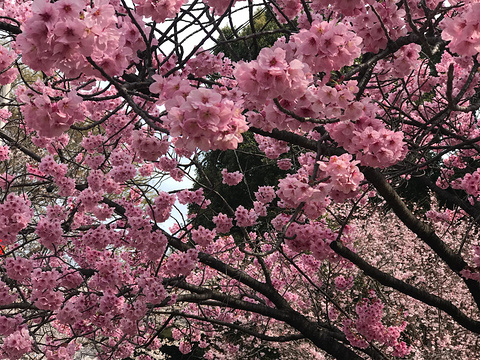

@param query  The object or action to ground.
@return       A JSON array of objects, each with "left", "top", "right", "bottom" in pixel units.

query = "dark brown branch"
[
  {"left": 0, "top": 21, "right": 21, "bottom": 35},
  {"left": 363, "top": 167, "right": 480, "bottom": 308},
  {"left": 166, "top": 233, "right": 292, "bottom": 311},
  {"left": 86, "top": 57, "right": 168, "bottom": 134},
  {"left": 170, "top": 279, "right": 372, "bottom": 360},
  {"left": 70, "top": 101, "right": 127, "bottom": 131},
  {"left": 166, "top": 310, "right": 305, "bottom": 342},
  {"left": 330, "top": 240, "right": 480, "bottom": 333},
  {"left": 0, "top": 130, "right": 41, "bottom": 162},
  {"left": 343, "top": 33, "right": 446, "bottom": 81},
  {"left": 273, "top": 98, "right": 338, "bottom": 124},
  {"left": 250, "top": 127, "right": 317, "bottom": 151},
  {"left": 446, "top": 61, "right": 480, "bottom": 112},
  {"left": 418, "top": 175, "right": 480, "bottom": 221}
]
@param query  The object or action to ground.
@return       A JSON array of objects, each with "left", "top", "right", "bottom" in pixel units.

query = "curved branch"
[
  {"left": 170, "top": 279, "right": 374, "bottom": 360},
  {"left": 363, "top": 167, "right": 480, "bottom": 308},
  {"left": 330, "top": 240, "right": 480, "bottom": 333},
  {"left": 343, "top": 33, "right": 446, "bottom": 81},
  {"left": 86, "top": 57, "right": 168, "bottom": 134},
  {"left": 0, "top": 21, "right": 21, "bottom": 35},
  {"left": 166, "top": 233, "right": 292, "bottom": 311},
  {"left": 250, "top": 127, "right": 318, "bottom": 151},
  {"left": 0, "top": 130, "right": 41, "bottom": 162},
  {"left": 418, "top": 175, "right": 480, "bottom": 221},
  {"left": 164, "top": 310, "right": 306, "bottom": 342}
]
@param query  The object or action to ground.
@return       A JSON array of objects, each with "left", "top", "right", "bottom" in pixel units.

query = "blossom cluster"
[
  {"left": 0, "top": 45, "right": 17, "bottom": 85},
  {"left": 213, "top": 213, "right": 233, "bottom": 234},
  {"left": 442, "top": 3, "right": 480, "bottom": 57},
  {"left": 254, "top": 134, "right": 290, "bottom": 159},
  {"left": 156, "top": 86, "right": 248, "bottom": 151},
  {"left": 165, "top": 248, "right": 199, "bottom": 276},
  {"left": 326, "top": 116, "right": 407, "bottom": 168},
  {"left": 311, "top": 0, "right": 364, "bottom": 16},
  {"left": 148, "top": 191, "right": 176, "bottom": 223},
  {"left": 272, "top": 216, "right": 339, "bottom": 261},
  {"left": 277, "top": 173, "right": 322, "bottom": 208},
  {"left": 0, "top": 145, "right": 9, "bottom": 162},
  {"left": 334, "top": 275, "right": 354, "bottom": 291},
  {"left": 318, "top": 154, "right": 364, "bottom": 202},
  {"left": 0, "top": 0, "right": 31, "bottom": 25},
  {"left": 276, "top": 153, "right": 363, "bottom": 216},
  {"left": 290, "top": 20, "right": 362, "bottom": 74},
  {"left": 131, "top": 130, "right": 170, "bottom": 162},
  {"left": 383, "top": 44, "right": 422, "bottom": 79},
  {"left": 203, "top": 0, "right": 244, "bottom": 14},
  {"left": 185, "top": 49, "right": 228, "bottom": 78},
  {"left": 0, "top": 280, "right": 17, "bottom": 305},
  {"left": 1, "top": 328, "right": 32, "bottom": 360},
  {"left": 246, "top": 78, "right": 375, "bottom": 136},
  {"left": 137, "top": 274, "right": 168, "bottom": 305},
  {"left": 271, "top": 0, "right": 302, "bottom": 23},
  {"left": 192, "top": 226, "right": 216, "bottom": 247},
  {"left": 177, "top": 188, "right": 210, "bottom": 208},
  {"left": 133, "top": 0, "right": 185, "bottom": 23},
  {"left": 349, "top": 0, "right": 407, "bottom": 53},
  {"left": 31, "top": 269, "right": 64, "bottom": 311},
  {"left": 276, "top": 171, "right": 331, "bottom": 219},
  {"left": 81, "top": 224, "right": 120, "bottom": 250},
  {"left": 458, "top": 168, "right": 480, "bottom": 198},
  {"left": 0, "top": 194, "right": 33, "bottom": 246},
  {"left": 127, "top": 214, "right": 168, "bottom": 261},
  {"left": 342, "top": 294, "right": 410, "bottom": 357},
  {"left": 16, "top": 0, "right": 146, "bottom": 77},
  {"left": 17, "top": 82, "right": 84, "bottom": 138},
  {"left": 461, "top": 246, "right": 480, "bottom": 282},
  {"left": 1, "top": 0, "right": 478, "bottom": 359},
  {"left": 234, "top": 46, "right": 310, "bottom": 109},
  {"left": 36, "top": 216, "right": 64, "bottom": 250},
  {"left": 235, "top": 205, "right": 258, "bottom": 227},
  {"left": 4, "top": 257, "right": 33, "bottom": 283},
  {"left": 255, "top": 186, "right": 276, "bottom": 204},
  {"left": 0, "top": 314, "right": 22, "bottom": 338},
  {"left": 221, "top": 168, "right": 243, "bottom": 186}
]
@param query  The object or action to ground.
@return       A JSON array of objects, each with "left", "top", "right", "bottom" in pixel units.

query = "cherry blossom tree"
[{"left": 0, "top": 0, "right": 480, "bottom": 359}]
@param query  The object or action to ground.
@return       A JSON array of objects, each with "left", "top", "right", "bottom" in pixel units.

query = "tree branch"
[
  {"left": 330, "top": 239, "right": 480, "bottom": 333},
  {"left": 363, "top": 167, "right": 480, "bottom": 308}
]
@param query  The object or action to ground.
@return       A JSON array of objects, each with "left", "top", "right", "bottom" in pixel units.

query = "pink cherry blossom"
[{"left": 221, "top": 168, "right": 243, "bottom": 186}]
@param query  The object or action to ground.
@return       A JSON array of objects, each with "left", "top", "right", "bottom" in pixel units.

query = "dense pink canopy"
[{"left": 0, "top": 0, "right": 479, "bottom": 359}]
